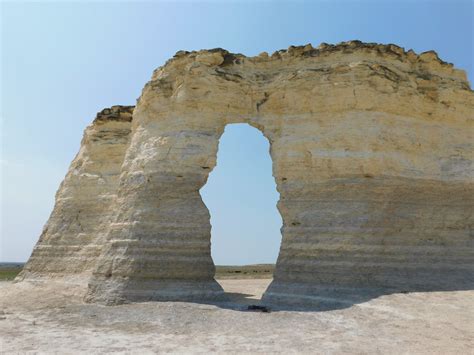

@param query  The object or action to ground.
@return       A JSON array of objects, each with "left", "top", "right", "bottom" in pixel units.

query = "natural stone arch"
[
  {"left": 18, "top": 41, "right": 474, "bottom": 306},
  {"left": 84, "top": 112, "right": 284, "bottom": 304}
]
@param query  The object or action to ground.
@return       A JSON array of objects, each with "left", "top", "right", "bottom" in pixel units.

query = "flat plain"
[
  {"left": 0, "top": 263, "right": 275, "bottom": 281},
  {"left": 1, "top": 269, "right": 473, "bottom": 354}
]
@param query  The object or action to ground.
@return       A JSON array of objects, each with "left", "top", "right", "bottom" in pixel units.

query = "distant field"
[
  {"left": 215, "top": 264, "right": 274, "bottom": 279},
  {"left": 0, "top": 263, "right": 23, "bottom": 280},
  {"left": 0, "top": 263, "right": 274, "bottom": 280}
]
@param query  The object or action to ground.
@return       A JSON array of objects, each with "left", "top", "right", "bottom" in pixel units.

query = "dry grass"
[
  {"left": 0, "top": 264, "right": 22, "bottom": 280},
  {"left": 215, "top": 264, "right": 274, "bottom": 279}
]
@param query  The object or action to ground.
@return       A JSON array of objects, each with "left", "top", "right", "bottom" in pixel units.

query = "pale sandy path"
[{"left": 1, "top": 279, "right": 473, "bottom": 354}]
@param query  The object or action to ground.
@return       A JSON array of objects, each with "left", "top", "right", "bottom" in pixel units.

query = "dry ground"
[{"left": 1, "top": 278, "right": 473, "bottom": 354}]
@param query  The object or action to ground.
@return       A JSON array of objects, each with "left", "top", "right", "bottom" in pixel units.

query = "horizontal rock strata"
[
  {"left": 17, "top": 106, "right": 134, "bottom": 282},
  {"left": 20, "top": 41, "right": 474, "bottom": 305}
]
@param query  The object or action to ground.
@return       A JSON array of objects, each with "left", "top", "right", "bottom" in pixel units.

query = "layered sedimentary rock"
[
  {"left": 20, "top": 41, "right": 474, "bottom": 305},
  {"left": 17, "top": 106, "right": 134, "bottom": 282}
]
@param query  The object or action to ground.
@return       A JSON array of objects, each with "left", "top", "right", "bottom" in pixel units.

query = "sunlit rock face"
[
  {"left": 17, "top": 106, "right": 134, "bottom": 283},
  {"left": 20, "top": 41, "right": 474, "bottom": 305}
]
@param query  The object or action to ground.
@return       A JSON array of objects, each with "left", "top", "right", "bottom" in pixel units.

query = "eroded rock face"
[
  {"left": 17, "top": 106, "right": 134, "bottom": 283},
  {"left": 20, "top": 42, "right": 474, "bottom": 305}
]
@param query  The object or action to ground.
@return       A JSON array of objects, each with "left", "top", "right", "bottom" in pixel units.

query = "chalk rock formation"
[
  {"left": 18, "top": 106, "right": 134, "bottom": 281},
  {"left": 20, "top": 41, "right": 474, "bottom": 305}
]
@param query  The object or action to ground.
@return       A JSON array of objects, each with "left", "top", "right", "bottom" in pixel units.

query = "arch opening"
[{"left": 200, "top": 123, "right": 282, "bottom": 304}]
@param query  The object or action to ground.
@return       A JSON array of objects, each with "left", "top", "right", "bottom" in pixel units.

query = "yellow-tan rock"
[
  {"left": 17, "top": 106, "right": 134, "bottom": 283},
  {"left": 19, "top": 41, "right": 474, "bottom": 306}
]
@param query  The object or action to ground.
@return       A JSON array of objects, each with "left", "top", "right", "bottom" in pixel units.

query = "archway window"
[{"left": 200, "top": 123, "right": 282, "bottom": 269}]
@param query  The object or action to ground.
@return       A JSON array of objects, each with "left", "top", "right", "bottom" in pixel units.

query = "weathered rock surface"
[
  {"left": 17, "top": 106, "right": 134, "bottom": 283},
  {"left": 19, "top": 41, "right": 474, "bottom": 305}
]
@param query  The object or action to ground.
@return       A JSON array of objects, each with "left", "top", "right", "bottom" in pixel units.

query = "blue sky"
[{"left": 1, "top": 0, "right": 472, "bottom": 263}]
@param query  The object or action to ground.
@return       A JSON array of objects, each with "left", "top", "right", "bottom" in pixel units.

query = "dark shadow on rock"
[
  {"left": 189, "top": 280, "right": 474, "bottom": 313},
  {"left": 258, "top": 280, "right": 474, "bottom": 312},
  {"left": 188, "top": 291, "right": 268, "bottom": 312}
]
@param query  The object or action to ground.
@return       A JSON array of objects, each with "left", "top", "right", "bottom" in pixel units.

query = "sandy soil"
[{"left": 1, "top": 279, "right": 473, "bottom": 354}]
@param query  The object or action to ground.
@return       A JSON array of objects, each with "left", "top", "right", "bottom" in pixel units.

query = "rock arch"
[{"left": 18, "top": 41, "right": 474, "bottom": 306}]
